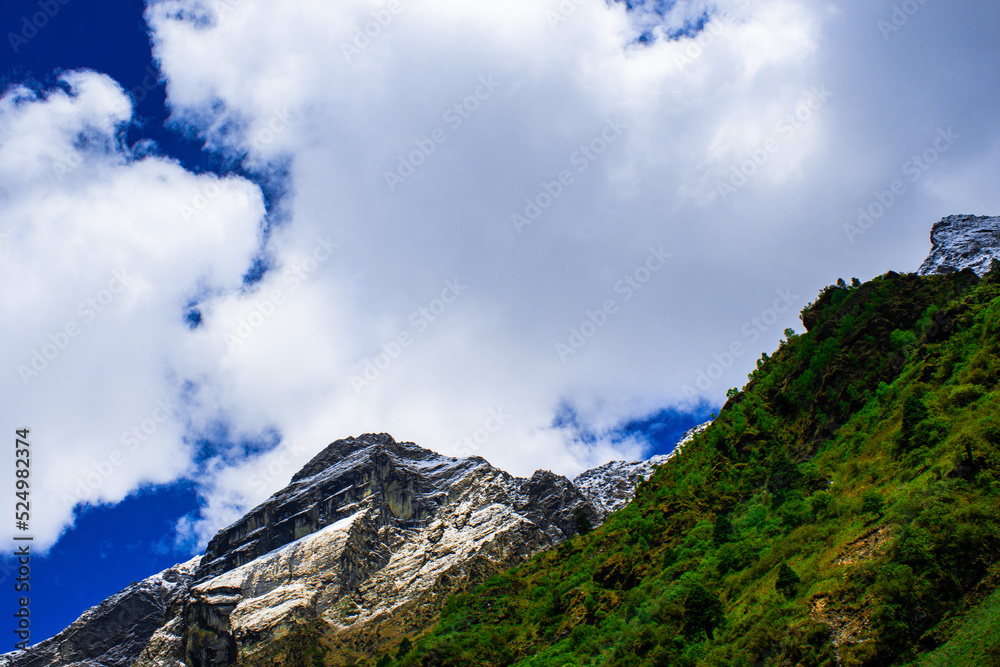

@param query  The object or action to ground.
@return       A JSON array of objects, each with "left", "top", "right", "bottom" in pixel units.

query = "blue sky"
[
  {"left": 3, "top": 0, "right": 1000, "bottom": 649},
  {"left": 0, "top": 0, "right": 210, "bottom": 173}
]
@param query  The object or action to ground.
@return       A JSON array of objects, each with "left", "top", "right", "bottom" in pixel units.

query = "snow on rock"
[
  {"left": 16, "top": 426, "right": 714, "bottom": 667},
  {"left": 166, "top": 434, "right": 603, "bottom": 666},
  {"left": 918, "top": 215, "right": 1000, "bottom": 277},
  {"left": 573, "top": 421, "right": 712, "bottom": 514}
]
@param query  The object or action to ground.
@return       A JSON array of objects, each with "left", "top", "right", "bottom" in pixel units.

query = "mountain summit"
[
  {"left": 7, "top": 213, "right": 997, "bottom": 667},
  {"left": 3, "top": 432, "right": 693, "bottom": 667}
]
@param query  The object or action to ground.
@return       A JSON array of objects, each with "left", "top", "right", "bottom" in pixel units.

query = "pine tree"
[
  {"left": 901, "top": 394, "right": 929, "bottom": 449},
  {"left": 776, "top": 563, "right": 801, "bottom": 597},
  {"left": 861, "top": 489, "right": 885, "bottom": 517},
  {"left": 712, "top": 514, "right": 734, "bottom": 545},
  {"left": 683, "top": 584, "right": 724, "bottom": 638}
]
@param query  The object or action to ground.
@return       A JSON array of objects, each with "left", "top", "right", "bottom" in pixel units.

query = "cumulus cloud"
[
  {"left": 0, "top": 71, "right": 265, "bottom": 550},
  {"left": 138, "top": 0, "right": 1000, "bottom": 543},
  {"left": 5, "top": 0, "right": 1000, "bottom": 551}
]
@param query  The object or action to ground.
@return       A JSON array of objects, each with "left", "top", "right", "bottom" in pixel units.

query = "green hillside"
[{"left": 378, "top": 267, "right": 1000, "bottom": 667}]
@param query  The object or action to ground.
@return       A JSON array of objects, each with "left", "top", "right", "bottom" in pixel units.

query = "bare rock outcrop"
[{"left": 918, "top": 214, "right": 1000, "bottom": 277}]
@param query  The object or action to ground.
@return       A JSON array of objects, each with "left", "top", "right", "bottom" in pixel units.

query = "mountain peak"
[
  {"left": 573, "top": 421, "right": 711, "bottom": 513},
  {"left": 918, "top": 214, "right": 1000, "bottom": 276},
  {"left": 9, "top": 430, "right": 694, "bottom": 667},
  {"left": 290, "top": 433, "right": 451, "bottom": 483},
  {"left": 196, "top": 433, "right": 483, "bottom": 582}
]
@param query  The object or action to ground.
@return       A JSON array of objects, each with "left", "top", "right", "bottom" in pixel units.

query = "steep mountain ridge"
[
  {"left": 3, "top": 433, "right": 686, "bottom": 667},
  {"left": 172, "top": 434, "right": 609, "bottom": 666},
  {"left": 196, "top": 434, "right": 493, "bottom": 582},
  {"left": 7, "top": 215, "right": 997, "bottom": 666},
  {"left": 384, "top": 229, "right": 1000, "bottom": 666},
  {"left": 573, "top": 422, "right": 710, "bottom": 514}
]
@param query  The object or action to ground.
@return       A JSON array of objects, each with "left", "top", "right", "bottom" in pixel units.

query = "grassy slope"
[
  {"left": 376, "top": 268, "right": 1000, "bottom": 667},
  {"left": 918, "top": 587, "right": 1000, "bottom": 666}
]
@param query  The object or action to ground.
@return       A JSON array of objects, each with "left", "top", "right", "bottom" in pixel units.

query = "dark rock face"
[
  {"left": 516, "top": 469, "right": 601, "bottom": 539},
  {"left": 3, "top": 433, "right": 643, "bottom": 667},
  {"left": 181, "top": 434, "right": 606, "bottom": 667},
  {"left": 195, "top": 433, "right": 490, "bottom": 582},
  {"left": 0, "top": 558, "right": 197, "bottom": 667},
  {"left": 918, "top": 214, "right": 1000, "bottom": 276}
]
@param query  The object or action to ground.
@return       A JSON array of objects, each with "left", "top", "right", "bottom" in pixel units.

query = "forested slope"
[{"left": 382, "top": 267, "right": 1000, "bottom": 667}]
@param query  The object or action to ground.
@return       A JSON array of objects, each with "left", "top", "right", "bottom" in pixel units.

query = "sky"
[{"left": 1, "top": 0, "right": 999, "bottom": 648}]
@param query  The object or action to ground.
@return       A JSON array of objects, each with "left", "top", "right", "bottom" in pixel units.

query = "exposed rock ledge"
[{"left": 918, "top": 214, "right": 1000, "bottom": 276}]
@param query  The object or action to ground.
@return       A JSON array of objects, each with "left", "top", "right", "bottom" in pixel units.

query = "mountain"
[
  {"left": 7, "top": 214, "right": 999, "bottom": 667},
  {"left": 384, "top": 226, "right": 1000, "bottom": 666},
  {"left": 573, "top": 422, "right": 710, "bottom": 514},
  {"left": 2, "top": 433, "right": 687, "bottom": 667},
  {"left": 918, "top": 214, "right": 1000, "bottom": 276}
]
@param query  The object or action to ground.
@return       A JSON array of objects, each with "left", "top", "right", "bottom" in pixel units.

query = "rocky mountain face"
[
  {"left": 918, "top": 214, "right": 1000, "bottom": 276},
  {"left": 3, "top": 432, "right": 688, "bottom": 667}
]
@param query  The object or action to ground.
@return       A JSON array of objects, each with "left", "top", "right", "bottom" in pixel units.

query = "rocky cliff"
[
  {"left": 171, "top": 434, "right": 606, "bottom": 666},
  {"left": 3, "top": 432, "right": 687, "bottom": 667},
  {"left": 918, "top": 214, "right": 1000, "bottom": 276}
]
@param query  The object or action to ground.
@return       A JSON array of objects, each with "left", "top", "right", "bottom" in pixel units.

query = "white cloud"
[
  {"left": 0, "top": 71, "right": 265, "bottom": 551},
  {"left": 5, "top": 0, "right": 1000, "bottom": 551},
  {"left": 139, "top": 0, "right": 1000, "bottom": 543}
]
